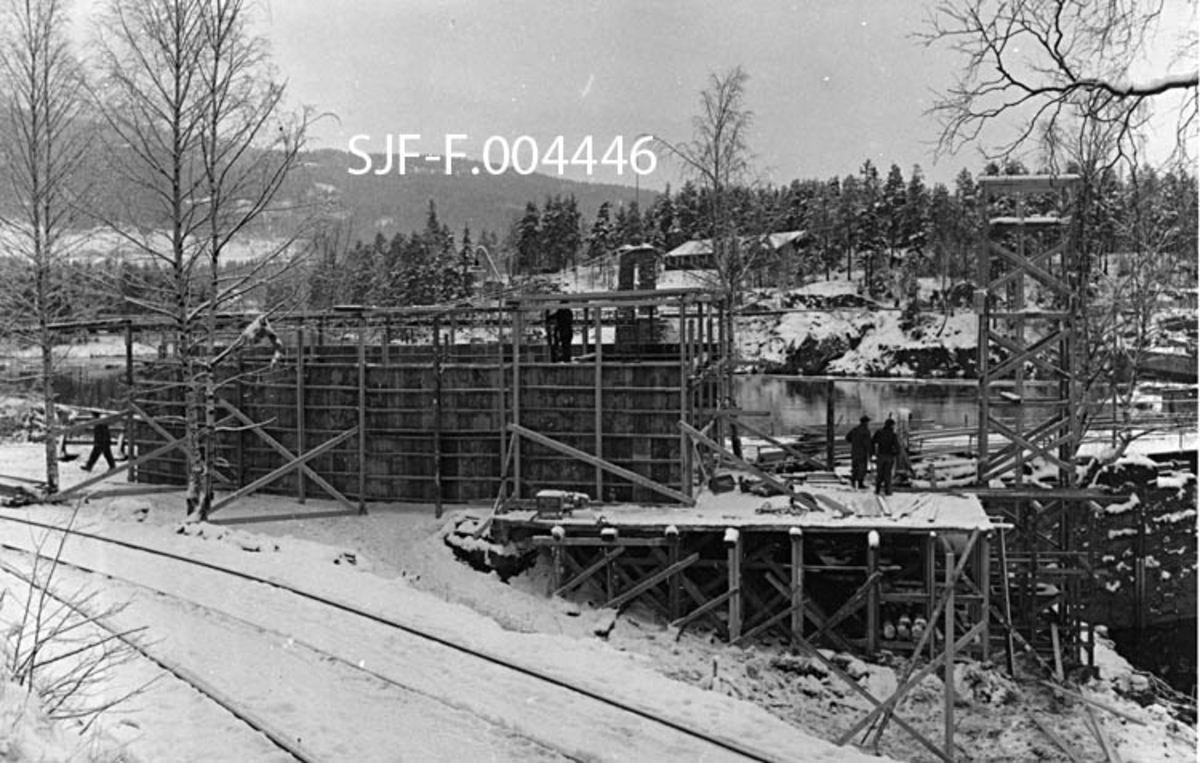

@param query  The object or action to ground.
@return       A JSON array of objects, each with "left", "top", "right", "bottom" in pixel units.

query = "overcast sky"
[
  {"left": 219, "top": 1, "right": 1187, "bottom": 191},
  {"left": 249, "top": 0, "right": 982, "bottom": 188}
]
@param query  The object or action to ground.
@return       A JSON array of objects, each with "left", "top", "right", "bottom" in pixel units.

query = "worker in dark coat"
[
  {"left": 82, "top": 412, "right": 115, "bottom": 472},
  {"left": 845, "top": 415, "right": 873, "bottom": 489},
  {"left": 553, "top": 306, "right": 574, "bottom": 362},
  {"left": 872, "top": 417, "right": 902, "bottom": 496}
]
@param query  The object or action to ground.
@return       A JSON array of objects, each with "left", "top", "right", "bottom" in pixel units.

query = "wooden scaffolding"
[
  {"left": 975, "top": 174, "right": 1096, "bottom": 669},
  {"left": 122, "top": 289, "right": 732, "bottom": 516}
]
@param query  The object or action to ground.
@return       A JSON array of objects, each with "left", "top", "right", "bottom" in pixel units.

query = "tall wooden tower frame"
[{"left": 975, "top": 174, "right": 1097, "bottom": 667}]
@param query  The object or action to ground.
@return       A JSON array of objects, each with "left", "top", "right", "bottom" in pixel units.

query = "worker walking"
[
  {"left": 845, "top": 415, "right": 873, "bottom": 489},
  {"left": 872, "top": 417, "right": 902, "bottom": 496}
]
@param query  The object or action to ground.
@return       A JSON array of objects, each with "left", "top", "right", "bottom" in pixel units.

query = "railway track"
[{"left": 0, "top": 512, "right": 808, "bottom": 763}]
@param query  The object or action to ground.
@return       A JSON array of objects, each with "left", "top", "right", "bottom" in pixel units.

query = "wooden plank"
[
  {"left": 555, "top": 547, "right": 625, "bottom": 597},
  {"left": 790, "top": 530, "right": 804, "bottom": 644},
  {"left": 794, "top": 633, "right": 953, "bottom": 763},
  {"left": 944, "top": 547, "right": 956, "bottom": 758},
  {"left": 1084, "top": 704, "right": 1122, "bottom": 763},
  {"left": 595, "top": 307, "right": 603, "bottom": 499},
  {"left": 530, "top": 537, "right": 669, "bottom": 548},
  {"left": 807, "top": 571, "right": 883, "bottom": 646},
  {"left": 671, "top": 588, "right": 737, "bottom": 637},
  {"left": 210, "top": 426, "right": 358, "bottom": 513},
  {"left": 839, "top": 620, "right": 987, "bottom": 747},
  {"left": 678, "top": 421, "right": 790, "bottom": 496},
  {"left": 54, "top": 436, "right": 185, "bottom": 499},
  {"left": 727, "top": 533, "right": 742, "bottom": 641},
  {"left": 764, "top": 570, "right": 856, "bottom": 653},
  {"left": 1029, "top": 715, "right": 1084, "bottom": 763},
  {"left": 729, "top": 415, "right": 826, "bottom": 471},
  {"left": 1036, "top": 682, "right": 1147, "bottom": 726},
  {"left": 217, "top": 400, "right": 356, "bottom": 514},
  {"left": 509, "top": 423, "right": 692, "bottom": 505},
  {"left": 296, "top": 328, "right": 307, "bottom": 503},
  {"left": 606, "top": 552, "right": 699, "bottom": 611},
  {"left": 357, "top": 322, "right": 367, "bottom": 514}
]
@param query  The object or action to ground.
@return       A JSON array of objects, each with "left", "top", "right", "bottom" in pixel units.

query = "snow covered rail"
[
  {"left": 0, "top": 553, "right": 320, "bottom": 763},
  {"left": 0, "top": 513, "right": 821, "bottom": 763}
]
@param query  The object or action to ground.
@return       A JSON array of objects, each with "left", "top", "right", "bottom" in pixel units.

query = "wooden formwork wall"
[
  {"left": 517, "top": 360, "right": 685, "bottom": 503},
  {"left": 131, "top": 342, "right": 693, "bottom": 505}
]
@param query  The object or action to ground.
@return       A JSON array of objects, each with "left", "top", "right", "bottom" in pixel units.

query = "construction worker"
[
  {"left": 845, "top": 414, "right": 873, "bottom": 489},
  {"left": 872, "top": 417, "right": 902, "bottom": 496}
]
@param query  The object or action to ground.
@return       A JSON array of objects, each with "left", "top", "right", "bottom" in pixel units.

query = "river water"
[{"left": 735, "top": 375, "right": 989, "bottom": 434}]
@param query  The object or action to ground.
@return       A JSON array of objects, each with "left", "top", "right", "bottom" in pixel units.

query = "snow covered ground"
[{"left": 0, "top": 442, "right": 1196, "bottom": 762}]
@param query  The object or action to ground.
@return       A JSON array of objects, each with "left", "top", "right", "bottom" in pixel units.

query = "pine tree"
[
  {"left": 586, "top": 201, "right": 614, "bottom": 260},
  {"left": 515, "top": 201, "right": 541, "bottom": 274}
]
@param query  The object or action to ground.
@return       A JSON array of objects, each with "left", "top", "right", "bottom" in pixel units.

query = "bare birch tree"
[
  {"left": 654, "top": 66, "right": 760, "bottom": 305},
  {"left": 94, "top": 0, "right": 309, "bottom": 519},
  {"left": 0, "top": 0, "right": 92, "bottom": 494},
  {"left": 921, "top": 0, "right": 1198, "bottom": 167}
]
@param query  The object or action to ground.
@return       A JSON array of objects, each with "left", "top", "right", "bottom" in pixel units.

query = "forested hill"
[{"left": 296, "top": 148, "right": 649, "bottom": 241}]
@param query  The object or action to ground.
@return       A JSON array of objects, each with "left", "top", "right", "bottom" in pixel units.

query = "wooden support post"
[
  {"left": 726, "top": 528, "right": 742, "bottom": 642},
  {"left": 357, "top": 322, "right": 367, "bottom": 514},
  {"left": 497, "top": 307, "right": 507, "bottom": 498},
  {"left": 513, "top": 308, "right": 523, "bottom": 499},
  {"left": 296, "top": 327, "right": 306, "bottom": 504},
  {"left": 826, "top": 378, "right": 836, "bottom": 470},
  {"left": 980, "top": 532, "right": 991, "bottom": 663},
  {"left": 433, "top": 316, "right": 444, "bottom": 518},
  {"left": 997, "top": 527, "right": 1016, "bottom": 675},
  {"left": 550, "top": 528, "right": 564, "bottom": 596},
  {"left": 790, "top": 527, "right": 804, "bottom": 645},
  {"left": 1026, "top": 502, "right": 1037, "bottom": 644},
  {"left": 679, "top": 300, "right": 690, "bottom": 500},
  {"left": 667, "top": 526, "right": 681, "bottom": 621},
  {"left": 235, "top": 354, "right": 245, "bottom": 488},
  {"left": 382, "top": 317, "right": 390, "bottom": 365},
  {"left": 594, "top": 306, "right": 603, "bottom": 500},
  {"left": 944, "top": 546, "right": 956, "bottom": 760},
  {"left": 867, "top": 531, "right": 880, "bottom": 658},
  {"left": 1134, "top": 499, "right": 1146, "bottom": 637}
]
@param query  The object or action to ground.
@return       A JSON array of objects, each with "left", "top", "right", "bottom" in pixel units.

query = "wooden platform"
[{"left": 495, "top": 483, "right": 996, "bottom": 535}]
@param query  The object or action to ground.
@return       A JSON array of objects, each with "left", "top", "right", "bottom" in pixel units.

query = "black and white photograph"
[{"left": 0, "top": 1, "right": 1196, "bottom": 760}]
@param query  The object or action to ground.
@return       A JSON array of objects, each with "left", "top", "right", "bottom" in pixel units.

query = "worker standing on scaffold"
[
  {"left": 872, "top": 417, "right": 902, "bottom": 496},
  {"left": 553, "top": 304, "right": 573, "bottom": 362},
  {"left": 845, "top": 414, "right": 873, "bottom": 489}
]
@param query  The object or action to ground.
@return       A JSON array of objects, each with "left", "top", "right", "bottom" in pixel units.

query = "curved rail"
[
  {"left": 0, "top": 513, "right": 788, "bottom": 763},
  {"left": 0, "top": 555, "right": 318, "bottom": 763}
]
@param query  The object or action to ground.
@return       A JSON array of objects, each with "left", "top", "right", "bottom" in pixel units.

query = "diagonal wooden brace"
[
  {"left": 679, "top": 421, "right": 790, "bottom": 495},
  {"left": 218, "top": 400, "right": 356, "bottom": 514},
  {"left": 792, "top": 631, "right": 954, "bottom": 763},
  {"left": 807, "top": 570, "right": 882, "bottom": 646},
  {"left": 509, "top": 424, "right": 693, "bottom": 505},
  {"left": 606, "top": 552, "right": 698, "bottom": 611},
  {"left": 671, "top": 588, "right": 738, "bottom": 639},
  {"left": 839, "top": 620, "right": 988, "bottom": 746},
  {"left": 556, "top": 547, "right": 625, "bottom": 597},
  {"left": 211, "top": 426, "right": 358, "bottom": 513},
  {"left": 54, "top": 436, "right": 185, "bottom": 500}
]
